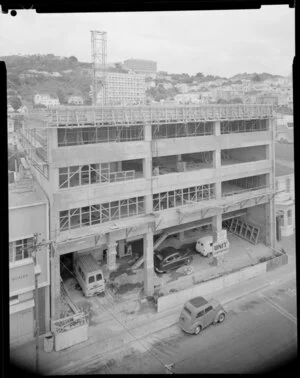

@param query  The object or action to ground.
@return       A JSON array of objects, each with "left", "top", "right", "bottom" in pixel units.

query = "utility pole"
[
  {"left": 32, "top": 233, "right": 52, "bottom": 374},
  {"left": 32, "top": 233, "right": 40, "bottom": 374}
]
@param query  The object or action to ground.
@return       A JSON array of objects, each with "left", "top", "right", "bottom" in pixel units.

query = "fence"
[{"left": 51, "top": 312, "right": 89, "bottom": 351}]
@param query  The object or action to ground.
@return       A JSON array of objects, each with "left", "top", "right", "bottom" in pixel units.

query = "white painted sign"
[{"left": 213, "top": 240, "right": 229, "bottom": 256}]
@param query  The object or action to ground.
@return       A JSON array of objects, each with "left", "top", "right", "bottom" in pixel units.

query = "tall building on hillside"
[
  {"left": 123, "top": 59, "right": 157, "bottom": 77},
  {"left": 19, "top": 104, "right": 276, "bottom": 321},
  {"left": 96, "top": 72, "right": 145, "bottom": 105}
]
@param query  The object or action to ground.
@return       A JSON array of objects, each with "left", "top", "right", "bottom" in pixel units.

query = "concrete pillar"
[
  {"left": 117, "top": 161, "right": 122, "bottom": 172},
  {"left": 265, "top": 201, "right": 276, "bottom": 249},
  {"left": 215, "top": 121, "right": 221, "bottom": 136},
  {"left": 144, "top": 124, "right": 152, "bottom": 142},
  {"left": 214, "top": 149, "right": 221, "bottom": 169},
  {"left": 212, "top": 214, "right": 222, "bottom": 242},
  {"left": 118, "top": 240, "right": 126, "bottom": 258},
  {"left": 143, "top": 157, "right": 152, "bottom": 179},
  {"left": 107, "top": 241, "right": 117, "bottom": 271},
  {"left": 51, "top": 246, "right": 61, "bottom": 320},
  {"left": 143, "top": 228, "right": 154, "bottom": 296}
]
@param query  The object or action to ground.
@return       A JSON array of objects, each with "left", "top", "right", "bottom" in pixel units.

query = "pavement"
[{"left": 10, "top": 234, "right": 296, "bottom": 375}]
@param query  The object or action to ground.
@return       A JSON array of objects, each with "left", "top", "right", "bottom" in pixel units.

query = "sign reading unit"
[{"left": 212, "top": 240, "right": 229, "bottom": 256}]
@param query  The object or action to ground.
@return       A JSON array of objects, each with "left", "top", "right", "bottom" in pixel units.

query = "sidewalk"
[{"left": 10, "top": 251, "right": 296, "bottom": 375}]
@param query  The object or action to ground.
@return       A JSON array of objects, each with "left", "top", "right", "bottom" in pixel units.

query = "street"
[{"left": 81, "top": 276, "right": 297, "bottom": 374}]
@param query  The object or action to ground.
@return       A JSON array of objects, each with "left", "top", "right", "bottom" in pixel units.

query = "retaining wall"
[
  {"left": 157, "top": 261, "right": 267, "bottom": 313},
  {"left": 54, "top": 323, "right": 89, "bottom": 351}
]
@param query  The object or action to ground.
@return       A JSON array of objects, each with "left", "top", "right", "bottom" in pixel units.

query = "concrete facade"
[{"left": 21, "top": 104, "right": 276, "bottom": 319}]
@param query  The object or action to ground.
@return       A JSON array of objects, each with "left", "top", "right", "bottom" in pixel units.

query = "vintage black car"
[{"left": 154, "top": 247, "right": 193, "bottom": 273}]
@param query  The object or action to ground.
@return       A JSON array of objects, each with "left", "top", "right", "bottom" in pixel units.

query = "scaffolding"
[
  {"left": 91, "top": 30, "right": 107, "bottom": 106},
  {"left": 23, "top": 104, "right": 274, "bottom": 129}
]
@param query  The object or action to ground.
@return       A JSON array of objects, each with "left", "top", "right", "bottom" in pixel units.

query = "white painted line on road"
[{"left": 259, "top": 292, "right": 297, "bottom": 325}]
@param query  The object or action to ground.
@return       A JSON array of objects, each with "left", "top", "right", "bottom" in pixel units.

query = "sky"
[{"left": 0, "top": 5, "right": 294, "bottom": 77}]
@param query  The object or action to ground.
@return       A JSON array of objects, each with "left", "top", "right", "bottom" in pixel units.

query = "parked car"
[
  {"left": 154, "top": 247, "right": 193, "bottom": 273},
  {"left": 179, "top": 296, "right": 226, "bottom": 335}
]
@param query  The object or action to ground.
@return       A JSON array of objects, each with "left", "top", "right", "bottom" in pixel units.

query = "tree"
[
  {"left": 10, "top": 96, "right": 22, "bottom": 110},
  {"left": 57, "top": 88, "right": 66, "bottom": 104},
  {"left": 68, "top": 56, "right": 78, "bottom": 65}
]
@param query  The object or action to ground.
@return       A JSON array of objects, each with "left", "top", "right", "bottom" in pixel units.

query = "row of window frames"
[{"left": 60, "top": 201, "right": 144, "bottom": 229}]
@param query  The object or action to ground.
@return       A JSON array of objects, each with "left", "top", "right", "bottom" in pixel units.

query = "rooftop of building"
[
  {"left": 275, "top": 162, "right": 294, "bottom": 177},
  {"left": 9, "top": 175, "right": 47, "bottom": 208}
]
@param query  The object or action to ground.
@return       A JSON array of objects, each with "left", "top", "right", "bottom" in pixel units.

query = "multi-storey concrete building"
[
  {"left": 9, "top": 168, "right": 50, "bottom": 347},
  {"left": 96, "top": 72, "right": 146, "bottom": 105},
  {"left": 19, "top": 104, "right": 276, "bottom": 319}
]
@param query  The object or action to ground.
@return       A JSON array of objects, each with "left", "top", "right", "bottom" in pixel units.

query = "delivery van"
[
  {"left": 195, "top": 235, "right": 214, "bottom": 257},
  {"left": 75, "top": 253, "right": 105, "bottom": 297}
]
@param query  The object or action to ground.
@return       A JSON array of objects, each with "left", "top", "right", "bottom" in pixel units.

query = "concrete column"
[
  {"left": 143, "top": 157, "right": 152, "bottom": 179},
  {"left": 212, "top": 214, "right": 222, "bottom": 243},
  {"left": 214, "top": 149, "right": 221, "bottom": 169},
  {"left": 107, "top": 242, "right": 117, "bottom": 271},
  {"left": 144, "top": 124, "right": 152, "bottom": 142},
  {"left": 265, "top": 201, "right": 276, "bottom": 249},
  {"left": 47, "top": 128, "right": 57, "bottom": 163},
  {"left": 118, "top": 240, "right": 126, "bottom": 257},
  {"left": 51, "top": 246, "right": 60, "bottom": 320},
  {"left": 215, "top": 121, "right": 221, "bottom": 136},
  {"left": 143, "top": 228, "right": 154, "bottom": 296},
  {"left": 117, "top": 161, "right": 122, "bottom": 172}
]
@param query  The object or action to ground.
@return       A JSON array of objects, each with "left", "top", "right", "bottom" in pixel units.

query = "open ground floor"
[{"left": 55, "top": 202, "right": 277, "bottom": 321}]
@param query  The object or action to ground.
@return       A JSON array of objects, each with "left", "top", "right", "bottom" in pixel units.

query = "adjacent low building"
[
  {"left": 9, "top": 166, "right": 50, "bottom": 348},
  {"left": 275, "top": 162, "right": 295, "bottom": 238},
  {"left": 34, "top": 94, "right": 60, "bottom": 108}
]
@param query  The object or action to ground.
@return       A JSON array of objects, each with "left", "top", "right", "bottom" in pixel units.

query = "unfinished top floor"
[{"left": 24, "top": 104, "right": 274, "bottom": 129}]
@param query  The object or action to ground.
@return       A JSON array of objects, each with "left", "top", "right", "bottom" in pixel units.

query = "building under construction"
[{"left": 19, "top": 104, "right": 276, "bottom": 318}]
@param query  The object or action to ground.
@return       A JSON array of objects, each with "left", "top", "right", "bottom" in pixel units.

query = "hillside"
[
  {"left": 3, "top": 54, "right": 288, "bottom": 109},
  {"left": 3, "top": 54, "right": 93, "bottom": 106},
  {"left": 230, "top": 72, "right": 283, "bottom": 81}
]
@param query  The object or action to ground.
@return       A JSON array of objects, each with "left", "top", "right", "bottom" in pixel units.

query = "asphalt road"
[{"left": 87, "top": 276, "right": 297, "bottom": 374}]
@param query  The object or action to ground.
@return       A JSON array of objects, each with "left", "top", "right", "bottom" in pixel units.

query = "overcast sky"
[{"left": 0, "top": 6, "right": 294, "bottom": 77}]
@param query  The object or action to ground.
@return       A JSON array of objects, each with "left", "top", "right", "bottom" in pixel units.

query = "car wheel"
[
  {"left": 218, "top": 313, "right": 226, "bottom": 323},
  {"left": 194, "top": 325, "right": 201, "bottom": 335}
]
